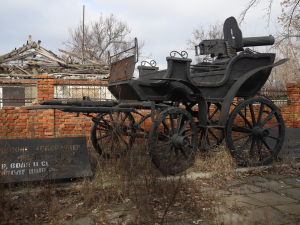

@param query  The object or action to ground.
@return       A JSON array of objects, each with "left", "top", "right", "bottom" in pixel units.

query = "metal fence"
[
  {"left": 259, "top": 89, "right": 289, "bottom": 105},
  {"left": 0, "top": 81, "right": 37, "bottom": 108},
  {"left": 54, "top": 80, "right": 115, "bottom": 101}
]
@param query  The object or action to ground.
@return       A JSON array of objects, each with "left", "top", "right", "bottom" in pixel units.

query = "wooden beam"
[
  {"left": 13, "top": 65, "right": 31, "bottom": 75},
  {"left": 1, "top": 52, "right": 36, "bottom": 64},
  {"left": 0, "top": 42, "right": 38, "bottom": 63}
]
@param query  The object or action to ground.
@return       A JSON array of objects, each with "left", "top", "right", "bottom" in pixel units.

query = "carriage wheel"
[
  {"left": 198, "top": 103, "right": 224, "bottom": 151},
  {"left": 149, "top": 107, "right": 198, "bottom": 175},
  {"left": 91, "top": 112, "right": 135, "bottom": 158},
  {"left": 226, "top": 97, "right": 285, "bottom": 166}
]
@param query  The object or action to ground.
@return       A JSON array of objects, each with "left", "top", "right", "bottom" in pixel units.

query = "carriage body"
[{"left": 108, "top": 53, "right": 275, "bottom": 104}]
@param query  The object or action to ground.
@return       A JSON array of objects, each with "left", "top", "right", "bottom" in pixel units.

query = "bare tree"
[
  {"left": 62, "top": 14, "right": 143, "bottom": 64},
  {"left": 187, "top": 20, "right": 223, "bottom": 63},
  {"left": 240, "top": 0, "right": 300, "bottom": 35}
]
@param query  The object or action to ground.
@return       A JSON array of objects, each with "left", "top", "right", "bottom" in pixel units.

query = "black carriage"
[{"left": 32, "top": 17, "right": 288, "bottom": 175}]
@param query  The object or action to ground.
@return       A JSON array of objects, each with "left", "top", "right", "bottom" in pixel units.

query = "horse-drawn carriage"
[{"left": 31, "top": 17, "right": 288, "bottom": 175}]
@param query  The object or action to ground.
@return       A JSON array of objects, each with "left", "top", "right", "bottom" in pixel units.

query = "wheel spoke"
[
  {"left": 235, "top": 136, "right": 253, "bottom": 156},
  {"left": 183, "top": 132, "right": 194, "bottom": 138},
  {"left": 170, "top": 114, "right": 175, "bottom": 135},
  {"left": 121, "top": 113, "right": 128, "bottom": 124},
  {"left": 260, "top": 111, "right": 275, "bottom": 127},
  {"left": 175, "top": 114, "right": 183, "bottom": 134},
  {"left": 268, "top": 135, "right": 280, "bottom": 141},
  {"left": 157, "top": 141, "right": 171, "bottom": 148},
  {"left": 249, "top": 138, "right": 256, "bottom": 159},
  {"left": 168, "top": 147, "right": 175, "bottom": 168},
  {"left": 179, "top": 147, "right": 188, "bottom": 159},
  {"left": 263, "top": 123, "right": 281, "bottom": 130},
  {"left": 158, "top": 132, "right": 170, "bottom": 140},
  {"left": 257, "top": 103, "right": 265, "bottom": 125},
  {"left": 208, "top": 128, "right": 218, "bottom": 141},
  {"left": 209, "top": 107, "right": 219, "bottom": 120},
  {"left": 232, "top": 124, "right": 252, "bottom": 133},
  {"left": 159, "top": 145, "right": 171, "bottom": 161},
  {"left": 238, "top": 111, "right": 253, "bottom": 128},
  {"left": 232, "top": 133, "right": 252, "bottom": 142},
  {"left": 249, "top": 104, "right": 256, "bottom": 126},
  {"left": 115, "top": 132, "right": 129, "bottom": 148},
  {"left": 179, "top": 120, "right": 191, "bottom": 135},
  {"left": 260, "top": 137, "right": 272, "bottom": 151},
  {"left": 103, "top": 137, "right": 112, "bottom": 149},
  {"left": 97, "top": 133, "right": 109, "bottom": 140}
]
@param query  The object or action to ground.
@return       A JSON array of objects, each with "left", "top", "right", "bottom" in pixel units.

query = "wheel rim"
[
  {"left": 91, "top": 112, "right": 135, "bottom": 158},
  {"left": 149, "top": 108, "right": 198, "bottom": 175},
  {"left": 226, "top": 97, "right": 285, "bottom": 166}
]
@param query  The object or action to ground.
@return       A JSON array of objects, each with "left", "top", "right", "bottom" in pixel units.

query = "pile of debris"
[{"left": 0, "top": 37, "right": 109, "bottom": 79}]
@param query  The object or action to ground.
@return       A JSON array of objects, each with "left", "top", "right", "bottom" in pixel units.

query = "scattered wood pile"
[{"left": 0, "top": 38, "right": 109, "bottom": 79}]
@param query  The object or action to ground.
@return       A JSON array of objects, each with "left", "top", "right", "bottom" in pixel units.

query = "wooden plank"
[
  {"left": 0, "top": 42, "right": 38, "bottom": 63},
  {"left": 58, "top": 48, "right": 82, "bottom": 59},
  {"left": 13, "top": 65, "right": 31, "bottom": 75},
  {"left": 1, "top": 52, "right": 36, "bottom": 64}
]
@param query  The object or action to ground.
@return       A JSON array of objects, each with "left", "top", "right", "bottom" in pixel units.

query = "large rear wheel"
[{"left": 226, "top": 97, "right": 285, "bottom": 166}]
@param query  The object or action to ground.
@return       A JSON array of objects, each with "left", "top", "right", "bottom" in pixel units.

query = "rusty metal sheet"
[
  {"left": 109, "top": 55, "right": 135, "bottom": 83},
  {"left": 0, "top": 137, "right": 92, "bottom": 183}
]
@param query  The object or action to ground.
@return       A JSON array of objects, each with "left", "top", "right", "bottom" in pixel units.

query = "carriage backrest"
[
  {"left": 108, "top": 38, "right": 138, "bottom": 83},
  {"left": 109, "top": 55, "right": 136, "bottom": 83}
]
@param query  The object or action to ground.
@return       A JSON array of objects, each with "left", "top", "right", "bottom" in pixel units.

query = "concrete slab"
[
  {"left": 263, "top": 174, "right": 288, "bottom": 180},
  {"left": 224, "top": 195, "right": 266, "bottom": 209},
  {"left": 248, "top": 192, "right": 297, "bottom": 206},
  {"left": 216, "top": 212, "right": 252, "bottom": 225},
  {"left": 212, "top": 205, "right": 228, "bottom": 214},
  {"left": 278, "top": 188, "right": 300, "bottom": 200},
  {"left": 225, "top": 179, "right": 246, "bottom": 187},
  {"left": 199, "top": 187, "right": 216, "bottom": 192},
  {"left": 213, "top": 189, "right": 232, "bottom": 198},
  {"left": 228, "top": 184, "right": 267, "bottom": 195},
  {"left": 275, "top": 202, "right": 300, "bottom": 215},
  {"left": 281, "top": 177, "right": 300, "bottom": 188},
  {"left": 255, "top": 180, "right": 293, "bottom": 190},
  {"left": 63, "top": 217, "right": 93, "bottom": 225},
  {"left": 243, "top": 176, "right": 268, "bottom": 183},
  {"left": 244, "top": 206, "right": 293, "bottom": 225}
]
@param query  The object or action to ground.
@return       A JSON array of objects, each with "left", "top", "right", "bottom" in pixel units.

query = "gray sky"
[{"left": 0, "top": 0, "right": 283, "bottom": 69}]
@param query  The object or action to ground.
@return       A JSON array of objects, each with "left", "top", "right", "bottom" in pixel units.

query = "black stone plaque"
[
  {"left": 277, "top": 128, "right": 300, "bottom": 159},
  {"left": 0, "top": 137, "right": 92, "bottom": 183}
]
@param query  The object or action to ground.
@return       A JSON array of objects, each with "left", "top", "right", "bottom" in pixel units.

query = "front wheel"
[
  {"left": 226, "top": 97, "right": 285, "bottom": 166},
  {"left": 149, "top": 107, "right": 198, "bottom": 175}
]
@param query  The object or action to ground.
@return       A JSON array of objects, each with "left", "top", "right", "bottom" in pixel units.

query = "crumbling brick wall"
[{"left": 0, "top": 74, "right": 299, "bottom": 142}]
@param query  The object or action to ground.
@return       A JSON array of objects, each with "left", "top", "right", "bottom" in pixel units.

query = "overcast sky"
[{"left": 0, "top": 0, "right": 283, "bottom": 69}]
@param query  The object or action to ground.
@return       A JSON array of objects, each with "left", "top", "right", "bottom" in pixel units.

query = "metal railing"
[
  {"left": 54, "top": 80, "right": 115, "bottom": 101},
  {"left": 259, "top": 89, "right": 289, "bottom": 105},
  {"left": 0, "top": 80, "right": 37, "bottom": 108}
]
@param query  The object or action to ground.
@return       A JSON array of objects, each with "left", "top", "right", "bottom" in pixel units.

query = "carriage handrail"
[{"left": 108, "top": 38, "right": 138, "bottom": 65}]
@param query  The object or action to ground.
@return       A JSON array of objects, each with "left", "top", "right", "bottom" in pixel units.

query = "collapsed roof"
[{"left": 0, "top": 38, "right": 109, "bottom": 79}]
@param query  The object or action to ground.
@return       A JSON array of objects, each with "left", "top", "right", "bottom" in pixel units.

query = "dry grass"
[
  {"left": 1, "top": 135, "right": 299, "bottom": 224},
  {"left": 194, "top": 143, "right": 237, "bottom": 175},
  {"left": 0, "top": 139, "right": 219, "bottom": 224}
]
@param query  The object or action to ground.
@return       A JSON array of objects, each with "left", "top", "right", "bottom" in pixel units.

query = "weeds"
[{"left": 1, "top": 133, "right": 300, "bottom": 224}]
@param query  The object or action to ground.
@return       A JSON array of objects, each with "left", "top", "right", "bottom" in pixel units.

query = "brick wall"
[{"left": 0, "top": 74, "right": 299, "bottom": 143}]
